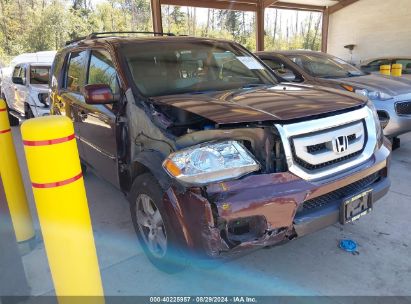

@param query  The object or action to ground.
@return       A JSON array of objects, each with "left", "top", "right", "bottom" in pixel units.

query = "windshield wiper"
[
  {"left": 318, "top": 75, "right": 344, "bottom": 79},
  {"left": 346, "top": 71, "right": 363, "bottom": 77}
]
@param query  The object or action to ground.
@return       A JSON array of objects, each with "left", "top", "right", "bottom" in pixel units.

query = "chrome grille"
[
  {"left": 290, "top": 121, "right": 366, "bottom": 171},
  {"left": 395, "top": 101, "right": 411, "bottom": 115},
  {"left": 292, "top": 150, "right": 362, "bottom": 171},
  {"left": 274, "top": 106, "right": 378, "bottom": 181}
]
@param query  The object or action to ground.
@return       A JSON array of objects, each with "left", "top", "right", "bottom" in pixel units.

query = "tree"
[{"left": 0, "top": 1, "right": 323, "bottom": 65}]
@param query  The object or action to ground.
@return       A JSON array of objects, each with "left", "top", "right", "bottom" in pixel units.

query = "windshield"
[
  {"left": 122, "top": 40, "right": 277, "bottom": 97},
  {"left": 286, "top": 53, "right": 366, "bottom": 79},
  {"left": 30, "top": 66, "right": 50, "bottom": 84}
]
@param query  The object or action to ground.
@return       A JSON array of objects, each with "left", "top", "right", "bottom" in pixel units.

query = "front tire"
[
  {"left": 25, "top": 104, "right": 35, "bottom": 119},
  {"left": 128, "top": 173, "right": 187, "bottom": 273},
  {"left": 391, "top": 136, "right": 400, "bottom": 150}
]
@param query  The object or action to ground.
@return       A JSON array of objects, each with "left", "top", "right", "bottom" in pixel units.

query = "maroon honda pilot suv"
[{"left": 50, "top": 32, "right": 391, "bottom": 272}]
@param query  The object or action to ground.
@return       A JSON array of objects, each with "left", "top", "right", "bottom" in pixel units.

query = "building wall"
[{"left": 327, "top": 0, "right": 411, "bottom": 65}]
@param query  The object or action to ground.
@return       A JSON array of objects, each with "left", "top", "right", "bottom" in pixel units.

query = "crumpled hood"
[
  {"left": 151, "top": 84, "right": 365, "bottom": 124},
  {"left": 327, "top": 74, "right": 411, "bottom": 96}
]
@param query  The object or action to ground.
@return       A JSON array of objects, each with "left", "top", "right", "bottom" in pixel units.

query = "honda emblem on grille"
[{"left": 333, "top": 135, "right": 349, "bottom": 153}]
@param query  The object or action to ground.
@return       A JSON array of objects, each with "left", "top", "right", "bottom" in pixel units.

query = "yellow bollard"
[
  {"left": 392, "top": 63, "right": 403, "bottom": 77},
  {"left": 21, "top": 116, "right": 104, "bottom": 303},
  {"left": 380, "top": 64, "right": 391, "bottom": 76},
  {"left": 0, "top": 99, "right": 35, "bottom": 243}
]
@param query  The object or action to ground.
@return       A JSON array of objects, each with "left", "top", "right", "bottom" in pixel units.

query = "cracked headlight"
[
  {"left": 355, "top": 89, "right": 392, "bottom": 101},
  {"left": 163, "top": 140, "right": 260, "bottom": 186}
]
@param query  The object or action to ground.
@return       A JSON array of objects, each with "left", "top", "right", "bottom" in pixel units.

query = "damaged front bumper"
[{"left": 163, "top": 144, "right": 391, "bottom": 259}]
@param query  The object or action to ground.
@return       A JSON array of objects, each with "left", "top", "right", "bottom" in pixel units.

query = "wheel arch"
[{"left": 126, "top": 150, "right": 172, "bottom": 192}]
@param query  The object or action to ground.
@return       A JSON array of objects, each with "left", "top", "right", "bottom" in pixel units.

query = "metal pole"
[
  {"left": 151, "top": 0, "right": 163, "bottom": 34},
  {"left": 0, "top": 177, "right": 30, "bottom": 302},
  {"left": 256, "top": 1, "right": 265, "bottom": 51}
]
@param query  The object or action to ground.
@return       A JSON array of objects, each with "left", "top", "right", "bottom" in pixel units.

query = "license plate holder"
[{"left": 340, "top": 189, "right": 373, "bottom": 224}]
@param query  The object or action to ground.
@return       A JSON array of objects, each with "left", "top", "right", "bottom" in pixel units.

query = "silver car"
[
  {"left": 360, "top": 57, "right": 411, "bottom": 79},
  {"left": 257, "top": 50, "right": 411, "bottom": 147}
]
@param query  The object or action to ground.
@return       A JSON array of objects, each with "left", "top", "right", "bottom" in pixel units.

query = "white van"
[{"left": 1, "top": 51, "right": 56, "bottom": 122}]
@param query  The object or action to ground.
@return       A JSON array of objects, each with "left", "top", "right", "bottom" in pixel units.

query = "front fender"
[{"left": 132, "top": 150, "right": 173, "bottom": 190}]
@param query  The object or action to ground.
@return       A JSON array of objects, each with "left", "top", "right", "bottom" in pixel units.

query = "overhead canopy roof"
[
  {"left": 283, "top": 0, "right": 338, "bottom": 5},
  {"left": 158, "top": 0, "right": 355, "bottom": 12},
  {"left": 150, "top": 0, "right": 360, "bottom": 51}
]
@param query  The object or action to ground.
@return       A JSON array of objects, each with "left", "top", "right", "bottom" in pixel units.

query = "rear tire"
[
  {"left": 389, "top": 136, "right": 400, "bottom": 150},
  {"left": 128, "top": 173, "right": 187, "bottom": 273}
]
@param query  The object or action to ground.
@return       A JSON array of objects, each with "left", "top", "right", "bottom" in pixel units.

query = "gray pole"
[{"left": 0, "top": 177, "right": 30, "bottom": 303}]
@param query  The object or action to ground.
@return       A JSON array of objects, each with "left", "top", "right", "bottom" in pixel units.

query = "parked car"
[
  {"left": 256, "top": 50, "right": 411, "bottom": 148},
  {"left": 1, "top": 52, "right": 55, "bottom": 124},
  {"left": 360, "top": 57, "right": 411, "bottom": 76},
  {"left": 50, "top": 33, "right": 390, "bottom": 272}
]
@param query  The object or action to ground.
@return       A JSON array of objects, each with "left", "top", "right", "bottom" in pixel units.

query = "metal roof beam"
[
  {"left": 269, "top": 1, "right": 325, "bottom": 12},
  {"left": 160, "top": 0, "right": 258, "bottom": 11},
  {"left": 329, "top": 0, "right": 359, "bottom": 14},
  {"left": 263, "top": 0, "right": 279, "bottom": 8}
]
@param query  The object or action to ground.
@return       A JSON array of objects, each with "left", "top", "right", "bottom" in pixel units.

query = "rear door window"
[
  {"left": 64, "top": 51, "right": 87, "bottom": 92},
  {"left": 30, "top": 66, "right": 50, "bottom": 85}
]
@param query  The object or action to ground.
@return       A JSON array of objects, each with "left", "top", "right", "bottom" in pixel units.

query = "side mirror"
[
  {"left": 12, "top": 77, "right": 24, "bottom": 85},
  {"left": 84, "top": 84, "right": 116, "bottom": 105}
]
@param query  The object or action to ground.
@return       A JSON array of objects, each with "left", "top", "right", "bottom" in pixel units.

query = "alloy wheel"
[{"left": 135, "top": 194, "right": 168, "bottom": 258}]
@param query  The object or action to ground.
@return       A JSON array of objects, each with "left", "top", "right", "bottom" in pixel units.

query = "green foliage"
[
  {"left": 264, "top": 11, "right": 322, "bottom": 52},
  {"left": 0, "top": 1, "right": 322, "bottom": 66}
]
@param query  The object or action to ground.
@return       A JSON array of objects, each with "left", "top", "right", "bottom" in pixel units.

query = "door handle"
[{"left": 79, "top": 111, "right": 88, "bottom": 121}]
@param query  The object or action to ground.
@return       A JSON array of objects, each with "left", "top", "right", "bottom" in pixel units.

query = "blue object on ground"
[{"left": 339, "top": 239, "right": 357, "bottom": 252}]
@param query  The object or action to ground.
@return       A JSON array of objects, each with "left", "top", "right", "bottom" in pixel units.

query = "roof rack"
[
  {"left": 65, "top": 31, "right": 175, "bottom": 46},
  {"left": 65, "top": 36, "right": 87, "bottom": 46},
  {"left": 87, "top": 31, "right": 175, "bottom": 39}
]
